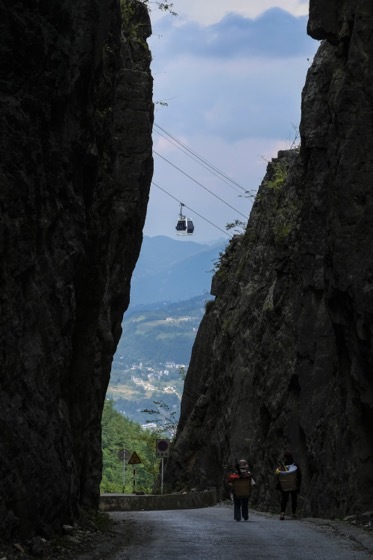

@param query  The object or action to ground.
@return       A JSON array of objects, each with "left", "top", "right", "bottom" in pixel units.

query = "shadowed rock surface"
[
  {"left": 0, "top": 0, "right": 153, "bottom": 539},
  {"left": 165, "top": 0, "right": 373, "bottom": 519}
]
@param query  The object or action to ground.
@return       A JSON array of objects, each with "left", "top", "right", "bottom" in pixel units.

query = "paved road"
[{"left": 100, "top": 505, "right": 373, "bottom": 560}]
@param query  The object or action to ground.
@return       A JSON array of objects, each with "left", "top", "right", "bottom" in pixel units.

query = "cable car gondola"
[{"left": 175, "top": 202, "right": 194, "bottom": 235}]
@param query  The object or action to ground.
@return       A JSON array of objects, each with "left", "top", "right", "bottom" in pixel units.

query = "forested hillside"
[
  {"left": 101, "top": 400, "right": 162, "bottom": 494},
  {"left": 115, "top": 295, "right": 208, "bottom": 364},
  {"left": 108, "top": 295, "right": 208, "bottom": 424},
  {"left": 106, "top": 235, "right": 220, "bottom": 426}
]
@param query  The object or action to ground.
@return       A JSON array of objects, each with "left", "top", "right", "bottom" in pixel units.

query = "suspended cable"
[
  {"left": 155, "top": 123, "right": 246, "bottom": 191},
  {"left": 154, "top": 128, "right": 244, "bottom": 196},
  {"left": 153, "top": 150, "right": 248, "bottom": 220},
  {"left": 154, "top": 123, "right": 257, "bottom": 198},
  {"left": 151, "top": 181, "right": 232, "bottom": 238}
]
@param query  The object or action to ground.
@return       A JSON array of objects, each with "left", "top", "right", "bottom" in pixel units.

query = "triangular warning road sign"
[{"left": 128, "top": 451, "right": 142, "bottom": 465}]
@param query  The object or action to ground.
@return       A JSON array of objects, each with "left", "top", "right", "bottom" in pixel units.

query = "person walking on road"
[
  {"left": 275, "top": 450, "right": 302, "bottom": 520},
  {"left": 227, "top": 459, "right": 255, "bottom": 522}
]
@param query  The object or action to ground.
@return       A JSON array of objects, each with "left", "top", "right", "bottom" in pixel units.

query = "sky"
[{"left": 143, "top": 0, "right": 319, "bottom": 244}]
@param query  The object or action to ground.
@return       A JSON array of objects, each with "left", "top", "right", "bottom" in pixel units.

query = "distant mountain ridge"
[
  {"left": 130, "top": 235, "right": 226, "bottom": 305},
  {"left": 116, "top": 294, "right": 208, "bottom": 365},
  {"left": 109, "top": 237, "right": 225, "bottom": 425},
  {"left": 110, "top": 295, "right": 210, "bottom": 425}
]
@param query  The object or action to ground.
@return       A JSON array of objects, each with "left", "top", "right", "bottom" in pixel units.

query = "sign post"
[
  {"left": 156, "top": 439, "right": 170, "bottom": 495},
  {"left": 128, "top": 452, "right": 142, "bottom": 494},
  {"left": 118, "top": 449, "right": 130, "bottom": 493}
]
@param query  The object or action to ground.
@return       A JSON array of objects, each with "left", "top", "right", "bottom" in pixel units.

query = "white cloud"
[
  {"left": 151, "top": 53, "right": 312, "bottom": 142},
  {"left": 151, "top": 0, "right": 309, "bottom": 26},
  {"left": 145, "top": 4, "right": 318, "bottom": 243},
  {"left": 152, "top": 9, "right": 313, "bottom": 60}
]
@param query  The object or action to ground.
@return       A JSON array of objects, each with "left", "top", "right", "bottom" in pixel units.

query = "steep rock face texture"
[
  {"left": 165, "top": 0, "right": 373, "bottom": 518},
  {"left": 0, "top": 0, "right": 153, "bottom": 539}
]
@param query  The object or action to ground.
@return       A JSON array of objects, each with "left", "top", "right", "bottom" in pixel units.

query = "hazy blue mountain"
[{"left": 129, "top": 235, "right": 226, "bottom": 305}]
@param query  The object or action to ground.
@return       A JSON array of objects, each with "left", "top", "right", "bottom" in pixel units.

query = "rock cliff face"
[
  {"left": 0, "top": 0, "right": 153, "bottom": 539},
  {"left": 165, "top": 0, "right": 373, "bottom": 518}
]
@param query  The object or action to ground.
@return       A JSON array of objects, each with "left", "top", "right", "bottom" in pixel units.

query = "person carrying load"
[
  {"left": 275, "top": 450, "right": 302, "bottom": 520},
  {"left": 227, "top": 459, "right": 255, "bottom": 522}
]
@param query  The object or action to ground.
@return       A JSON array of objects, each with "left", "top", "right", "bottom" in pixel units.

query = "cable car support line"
[
  {"left": 153, "top": 150, "right": 248, "bottom": 220},
  {"left": 151, "top": 181, "right": 232, "bottom": 238},
  {"left": 154, "top": 123, "right": 256, "bottom": 198},
  {"left": 155, "top": 128, "right": 246, "bottom": 196}
]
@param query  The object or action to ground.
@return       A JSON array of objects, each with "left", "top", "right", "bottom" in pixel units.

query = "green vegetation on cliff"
[{"left": 101, "top": 400, "right": 163, "bottom": 493}]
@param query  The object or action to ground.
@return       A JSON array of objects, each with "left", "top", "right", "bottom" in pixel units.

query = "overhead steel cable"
[
  {"left": 151, "top": 181, "right": 232, "bottom": 238},
  {"left": 154, "top": 128, "right": 244, "bottom": 196},
  {"left": 153, "top": 150, "right": 248, "bottom": 220},
  {"left": 154, "top": 123, "right": 257, "bottom": 198},
  {"left": 154, "top": 123, "right": 246, "bottom": 191}
]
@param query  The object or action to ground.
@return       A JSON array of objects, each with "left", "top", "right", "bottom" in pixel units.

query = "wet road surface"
[{"left": 104, "top": 505, "right": 373, "bottom": 560}]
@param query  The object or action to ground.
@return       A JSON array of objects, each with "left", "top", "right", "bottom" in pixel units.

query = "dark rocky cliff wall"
[
  {"left": 0, "top": 0, "right": 153, "bottom": 538},
  {"left": 165, "top": 0, "right": 373, "bottom": 519}
]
